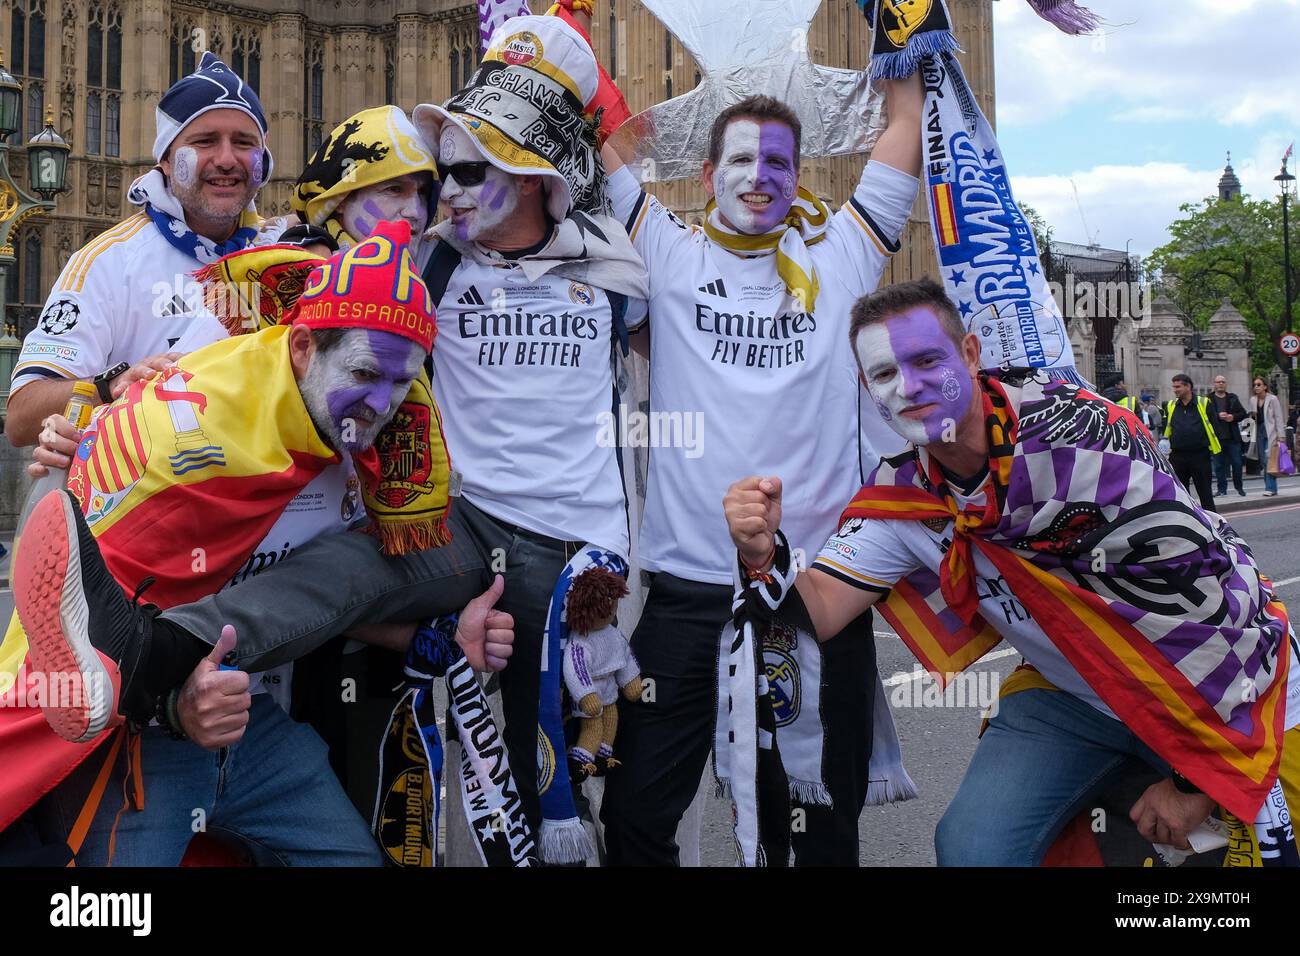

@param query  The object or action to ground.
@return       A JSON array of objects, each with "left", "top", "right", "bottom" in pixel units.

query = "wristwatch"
[{"left": 92, "top": 361, "right": 130, "bottom": 404}]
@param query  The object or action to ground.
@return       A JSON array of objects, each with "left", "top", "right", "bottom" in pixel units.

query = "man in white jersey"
[
  {"left": 7, "top": 52, "right": 279, "bottom": 450},
  {"left": 723, "top": 278, "right": 1300, "bottom": 865},
  {"left": 12, "top": 223, "right": 514, "bottom": 865},
  {"left": 595, "top": 78, "right": 923, "bottom": 864},
  {"left": 20, "top": 15, "right": 649, "bottom": 860}
]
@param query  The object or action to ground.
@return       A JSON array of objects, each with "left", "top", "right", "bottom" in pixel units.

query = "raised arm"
[{"left": 868, "top": 74, "right": 924, "bottom": 179}]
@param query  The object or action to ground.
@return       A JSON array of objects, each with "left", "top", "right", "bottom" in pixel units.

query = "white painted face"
[
  {"left": 711, "top": 118, "right": 798, "bottom": 235},
  {"left": 300, "top": 328, "right": 424, "bottom": 453},
  {"left": 336, "top": 173, "right": 433, "bottom": 247},
  {"left": 436, "top": 123, "right": 520, "bottom": 244}
]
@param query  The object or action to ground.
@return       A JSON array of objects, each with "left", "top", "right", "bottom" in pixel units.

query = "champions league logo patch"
[{"left": 39, "top": 297, "right": 81, "bottom": 335}]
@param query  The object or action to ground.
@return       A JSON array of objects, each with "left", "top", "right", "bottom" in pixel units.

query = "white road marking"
[
  {"left": 1270, "top": 575, "right": 1300, "bottom": 590},
  {"left": 882, "top": 646, "right": 1020, "bottom": 686}
]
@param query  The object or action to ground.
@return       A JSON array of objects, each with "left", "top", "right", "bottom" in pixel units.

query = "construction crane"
[{"left": 1071, "top": 179, "right": 1100, "bottom": 248}]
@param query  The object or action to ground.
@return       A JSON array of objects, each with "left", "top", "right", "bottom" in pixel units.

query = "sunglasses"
[{"left": 437, "top": 161, "right": 491, "bottom": 187}]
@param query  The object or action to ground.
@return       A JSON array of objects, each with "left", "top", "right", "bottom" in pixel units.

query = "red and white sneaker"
[{"left": 12, "top": 490, "right": 156, "bottom": 742}]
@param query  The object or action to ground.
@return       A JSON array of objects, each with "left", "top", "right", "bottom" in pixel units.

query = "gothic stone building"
[
  {"left": 2, "top": 0, "right": 994, "bottom": 335},
  {"left": 0, "top": 0, "right": 995, "bottom": 523}
]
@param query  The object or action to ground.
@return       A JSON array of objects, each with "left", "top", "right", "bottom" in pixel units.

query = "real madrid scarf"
[
  {"left": 374, "top": 616, "right": 536, "bottom": 867},
  {"left": 194, "top": 244, "right": 453, "bottom": 555},
  {"left": 857, "top": 0, "right": 1090, "bottom": 384},
  {"left": 537, "top": 547, "right": 630, "bottom": 863},
  {"left": 127, "top": 169, "right": 263, "bottom": 265},
  {"left": 292, "top": 106, "right": 438, "bottom": 251},
  {"left": 713, "top": 533, "right": 917, "bottom": 867},
  {"left": 702, "top": 188, "right": 830, "bottom": 314},
  {"left": 846, "top": 371, "right": 1292, "bottom": 824}
]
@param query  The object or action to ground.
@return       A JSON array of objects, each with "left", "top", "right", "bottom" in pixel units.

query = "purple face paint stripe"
[
  {"left": 884, "top": 309, "right": 972, "bottom": 444},
  {"left": 753, "top": 122, "right": 798, "bottom": 232}
]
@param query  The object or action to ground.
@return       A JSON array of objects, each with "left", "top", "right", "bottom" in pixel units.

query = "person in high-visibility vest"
[
  {"left": 1118, "top": 394, "right": 1158, "bottom": 433},
  {"left": 1165, "top": 373, "right": 1220, "bottom": 511}
]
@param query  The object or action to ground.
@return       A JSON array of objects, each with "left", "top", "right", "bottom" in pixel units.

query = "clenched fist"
[{"left": 724, "top": 476, "right": 783, "bottom": 569}]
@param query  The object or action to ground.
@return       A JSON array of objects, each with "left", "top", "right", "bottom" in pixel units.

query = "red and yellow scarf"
[{"left": 843, "top": 372, "right": 1291, "bottom": 822}]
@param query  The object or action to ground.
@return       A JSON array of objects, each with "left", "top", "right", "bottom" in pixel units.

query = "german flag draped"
[{"left": 843, "top": 372, "right": 1292, "bottom": 823}]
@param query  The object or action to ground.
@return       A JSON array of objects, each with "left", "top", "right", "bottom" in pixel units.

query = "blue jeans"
[
  {"left": 935, "top": 689, "right": 1168, "bottom": 866},
  {"left": 50, "top": 696, "right": 382, "bottom": 866},
  {"left": 1260, "top": 435, "right": 1279, "bottom": 493},
  {"left": 1213, "top": 441, "right": 1244, "bottom": 494}
]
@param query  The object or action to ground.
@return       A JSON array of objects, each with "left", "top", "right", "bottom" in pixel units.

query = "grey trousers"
[{"left": 160, "top": 495, "right": 584, "bottom": 835}]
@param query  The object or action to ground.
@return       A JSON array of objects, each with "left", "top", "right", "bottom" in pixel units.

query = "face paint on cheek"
[
  {"left": 173, "top": 146, "right": 198, "bottom": 188},
  {"left": 439, "top": 129, "right": 458, "bottom": 164},
  {"left": 247, "top": 150, "right": 264, "bottom": 189},
  {"left": 885, "top": 310, "right": 973, "bottom": 444}
]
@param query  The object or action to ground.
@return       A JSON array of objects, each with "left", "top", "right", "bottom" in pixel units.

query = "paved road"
[{"left": 3, "top": 504, "right": 1298, "bottom": 866}]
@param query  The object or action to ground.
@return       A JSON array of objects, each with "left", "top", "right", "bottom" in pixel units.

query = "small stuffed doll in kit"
[{"left": 562, "top": 566, "right": 642, "bottom": 778}]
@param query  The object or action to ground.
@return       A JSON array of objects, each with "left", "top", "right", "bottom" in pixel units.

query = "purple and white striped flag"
[{"left": 477, "top": 0, "right": 532, "bottom": 54}]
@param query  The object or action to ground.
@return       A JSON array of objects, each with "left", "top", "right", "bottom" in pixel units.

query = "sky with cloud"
[{"left": 992, "top": 0, "right": 1300, "bottom": 261}]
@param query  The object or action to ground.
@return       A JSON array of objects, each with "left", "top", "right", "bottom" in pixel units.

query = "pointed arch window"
[{"left": 87, "top": 5, "right": 122, "bottom": 156}]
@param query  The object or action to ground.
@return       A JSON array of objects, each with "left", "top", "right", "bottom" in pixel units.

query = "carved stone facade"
[
  {"left": 1096, "top": 295, "right": 1255, "bottom": 404},
  {"left": 2, "top": 0, "right": 994, "bottom": 339}
]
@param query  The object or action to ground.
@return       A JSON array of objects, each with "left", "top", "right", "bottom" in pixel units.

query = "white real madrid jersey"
[
  {"left": 608, "top": 161, "right": 918, "bottom": 584},
  {"left": 432, "top": 259, "right": 646, "bottom": 557},
  {"left": 12, "top": 212, "right": 279, "bottom": 395}
]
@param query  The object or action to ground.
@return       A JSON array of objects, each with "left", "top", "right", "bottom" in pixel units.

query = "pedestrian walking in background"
[
  {"left": 1209, "top": 375, "right": 1248, "bottom": 497},
  {"left": 1165, "top": 373, "right": 1219, "bottom": 511},
  {"left": 1253, "top": 377, "right": 1288, "bottom": 497}
]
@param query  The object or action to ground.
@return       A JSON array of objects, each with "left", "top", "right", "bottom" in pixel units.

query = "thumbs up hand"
[
  {"left": 177, "top": 624, "right": 253, "bottom": 750},
  {"left": 456, "top": 574, "right": 515, "bottom": 673}
]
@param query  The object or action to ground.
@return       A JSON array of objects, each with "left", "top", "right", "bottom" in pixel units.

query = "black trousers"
[
  {"left": 600, "top": 572, "right": 876, "bottom": 866},
  {"left": 1170, "top": 449, "right": 1216, "bottom": 512}
]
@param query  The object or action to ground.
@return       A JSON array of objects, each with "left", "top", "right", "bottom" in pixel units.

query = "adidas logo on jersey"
[
  {"left": 698, "top": 278, "right": 728, "bottom": 297},
  {"left": 457, "top": 286, "right": 486, "bottom": 306},
  {"left": 158, "top": 294, "right": 189, "bottom": 318}
]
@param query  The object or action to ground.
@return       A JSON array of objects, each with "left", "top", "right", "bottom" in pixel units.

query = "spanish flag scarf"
[
  {"left": 702, "top": 187, "right": 830, "bottom": 313},
  {"left": 194, "top": 245, "right": 452, "bottom": 554},
  {"left": 846, "top": 371, "right": 1292, "bottom": 823}
]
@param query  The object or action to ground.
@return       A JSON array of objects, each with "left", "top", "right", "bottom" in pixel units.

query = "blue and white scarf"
[
  {"left": 538, "top": 546, "right": 630, "bottom": 864},
  {"left": 127, "top": 168, "right": 263, "bottom": 265},
  {"left": 857, "top": 0, "right": 1097, "bottom": 385}
]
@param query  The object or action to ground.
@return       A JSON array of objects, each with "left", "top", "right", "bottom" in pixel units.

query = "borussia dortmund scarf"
[
  {"left": 194, "top": 245, "right": 453, "bottom": 554},
  {"left": 702, "top": 188, "right": 830, "bottom": 313},
  {"left": 857, "top": 0, "right": 1089, "bottom": 383},
  {"left": 536, "top": 547, "right": 629, "bottom": 863},
  {"left": 292, "top": 106, "right": 437, "bottom": 251},
  {"left": 374, "top": 616, "right": 535, "bottom": 867},
  {"left": 127, "top": 169, "right": 263, "bottom": 265},
  {"left": 846, "top": 371, "right": 1292, "bottom": 824}
]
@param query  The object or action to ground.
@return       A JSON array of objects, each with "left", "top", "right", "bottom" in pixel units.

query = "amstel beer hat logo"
[{"left": 500, "top": 31, "right": 543, "bottom": 66}]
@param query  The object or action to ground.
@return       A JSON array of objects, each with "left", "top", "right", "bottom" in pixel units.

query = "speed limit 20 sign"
[{"left": 1282, "top": 332, "right": 1300, "bottom": 357}]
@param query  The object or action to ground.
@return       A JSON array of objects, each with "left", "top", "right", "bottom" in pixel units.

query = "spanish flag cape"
[
  {"left": 0, "top": 324, "right": 445, "bottom": 831},
  {"left": 847, "top": 371, "right": 1292, "bottom": 823}
]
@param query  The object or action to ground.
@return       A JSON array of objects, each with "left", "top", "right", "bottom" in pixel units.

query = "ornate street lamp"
[
  {"left": 0, "top": 49, "right": 68, "bottom": 427},
  {"left": 1276, "top": 158, "right": 1296, "bottom": 400},
  {"left": 28, "top": 107, "right": 69, "bottom": 200}
]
